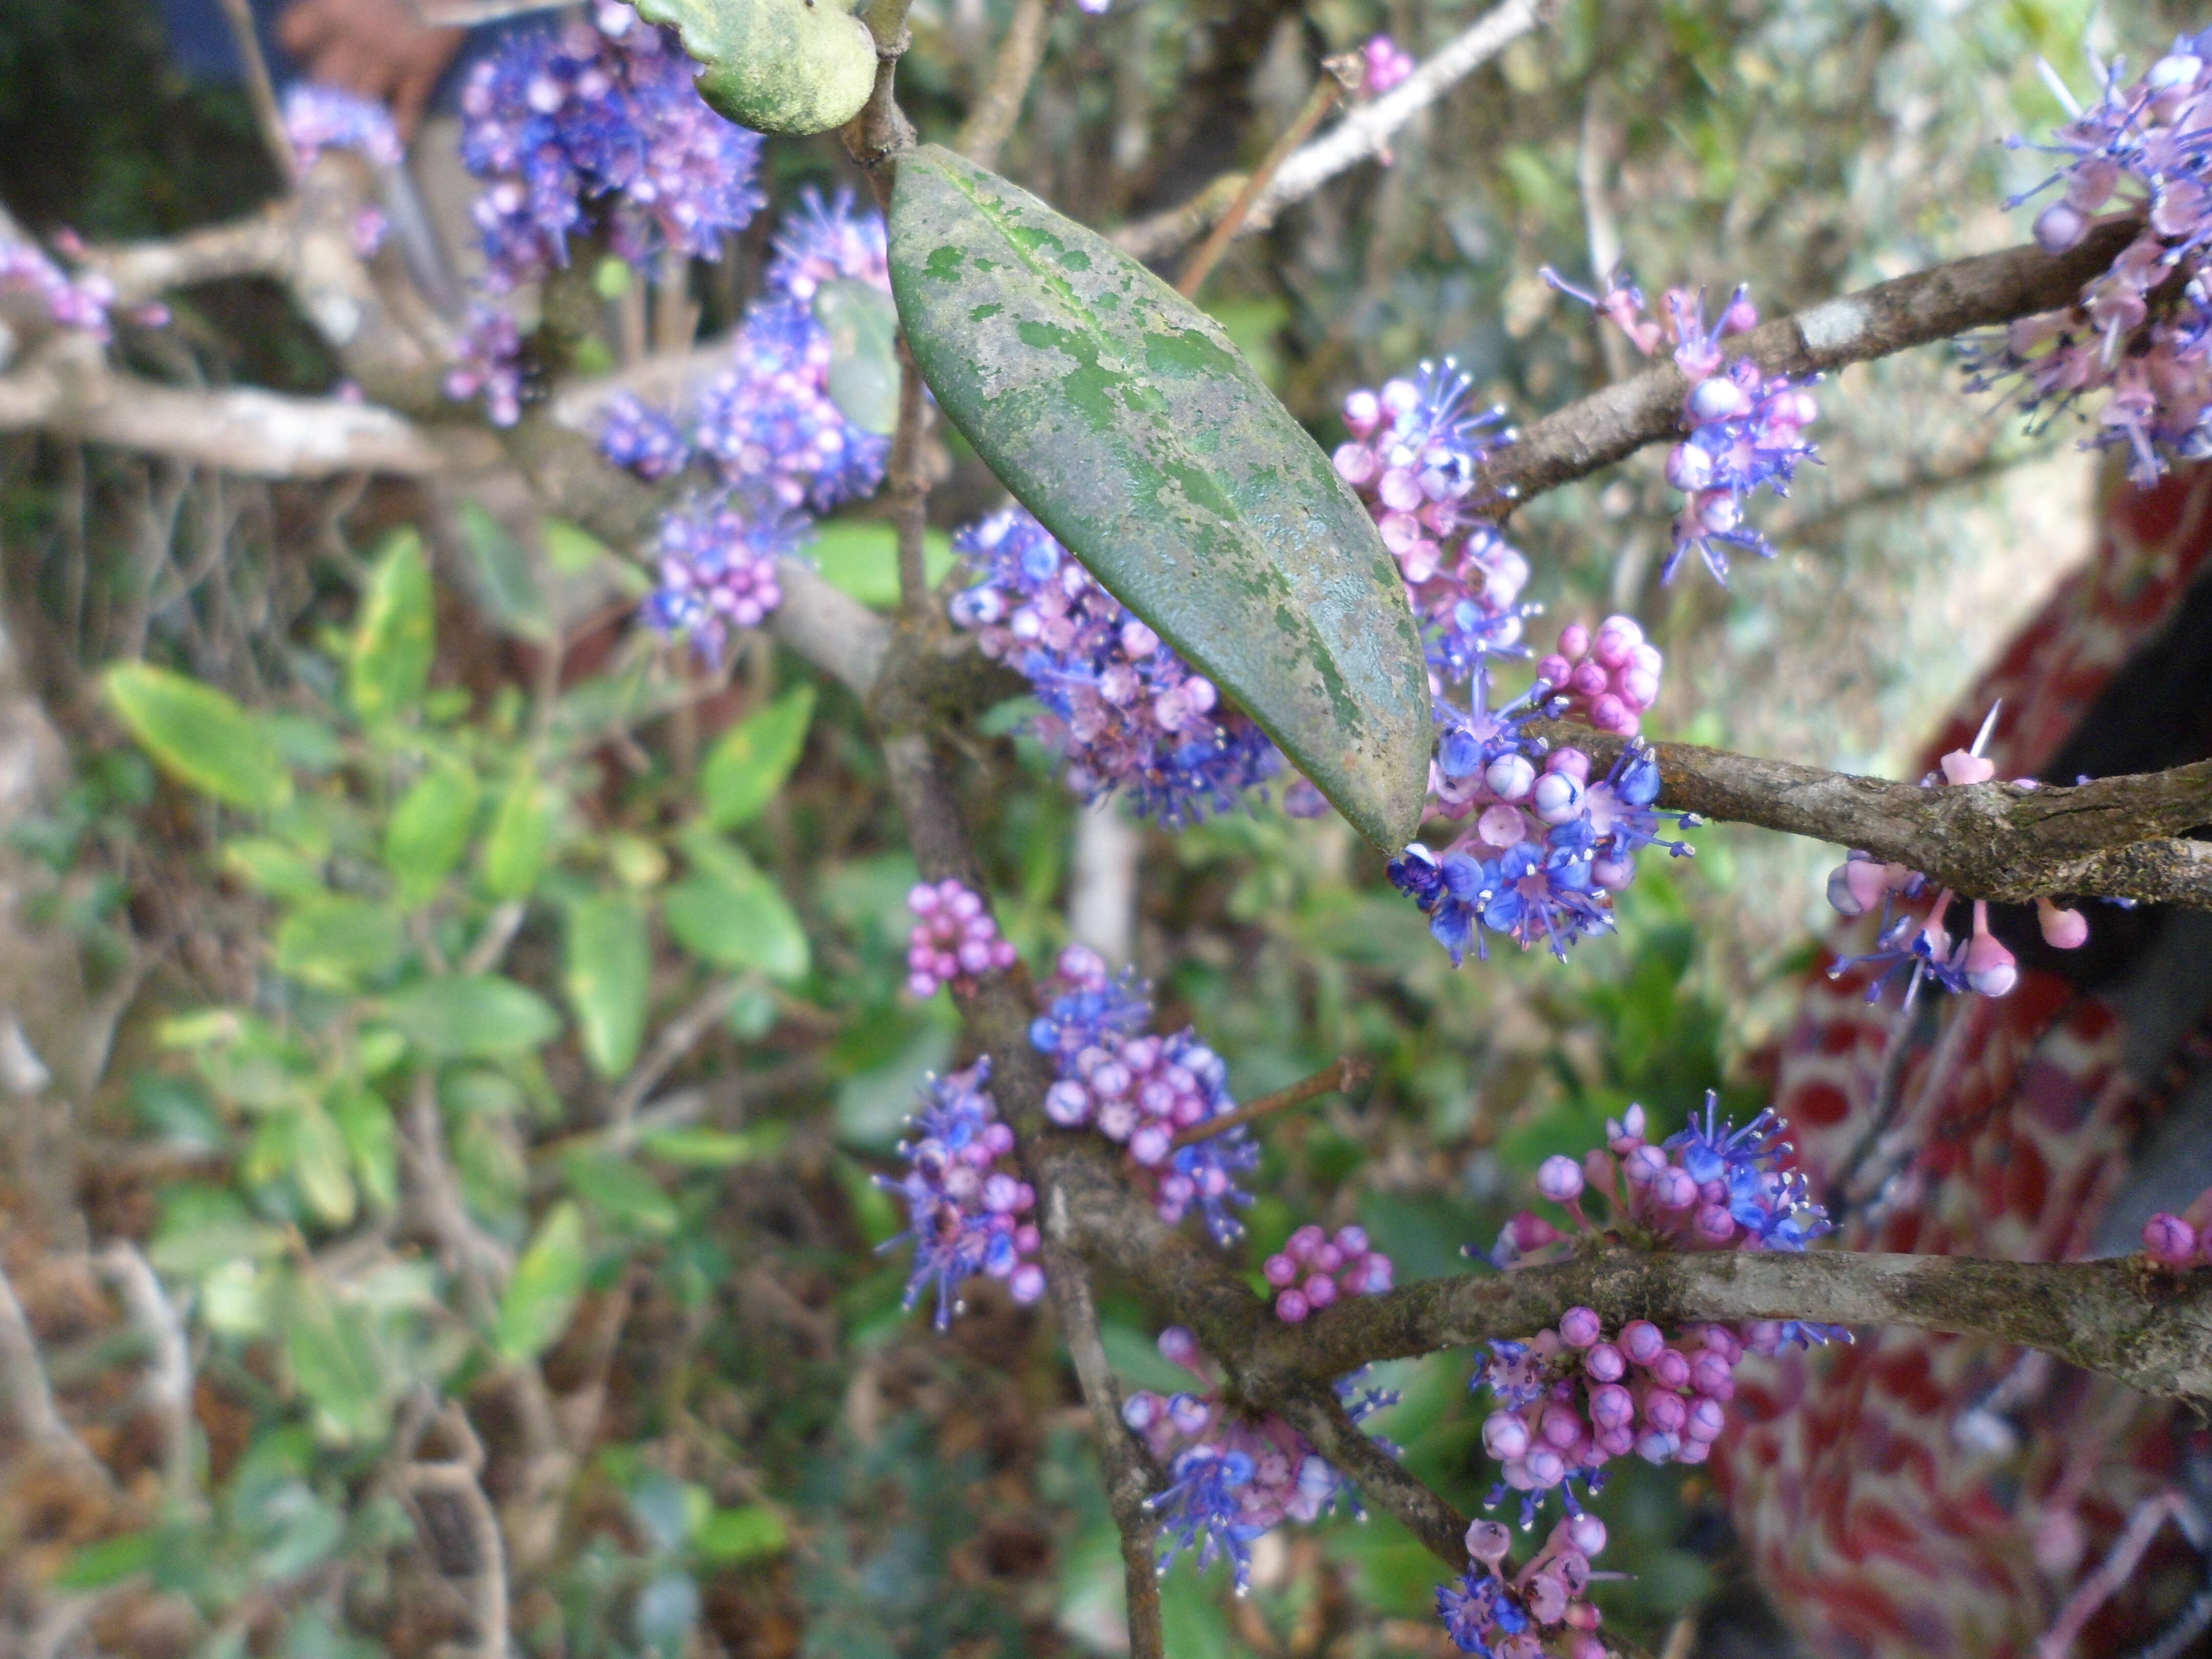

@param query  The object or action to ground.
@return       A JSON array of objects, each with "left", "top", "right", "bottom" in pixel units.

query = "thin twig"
[
  {"left": 403, "top": 1456, "right": 512, "bottom": 1659},
  {"left": 459, "top": 900, "right": 528, "bottom": 976},
  {"left": 215, "top": 0, "right": 299, "bottom": 185},
  {"left": 1167, "top": 1056, "right": 1373, "bottom": 1150},
  {"left": 955, "top": 0, "right": 1056, "bottom": 172},
  {"left": 605, "top": 975, "right": 753, "bottom": 1141},
  {"left": 1113, "top": 0, "right": 1551, "bottom": 261},
  {"left": 0, "top": 1260, "right": 112, "bottom": 1485},
  {"left": 889, "top": 338, "right": 933, "bottom": 615},
  {"left": 1176, "top": 54, "right": 1361, "bottom": 300},
  {"left": 97, "top": 1243, "right": 197, "bottom": 1507}
]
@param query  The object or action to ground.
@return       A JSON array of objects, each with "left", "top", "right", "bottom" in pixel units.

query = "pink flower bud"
[
  {"left": 1333, "top": 441, "right": 1377, "bottom": 485},
  {"left": 1691, "top": 1350, "right": 1735, "bottom": 1396},
  {"left": 1585, "top": 1342, "right": 1626, "bottom": 1383},
  {"left": 1557, "top": 622, "right": 1590, "bottom": 660},
  {"left": 1652, "top": 1165, "right": 1698, "bottom": 1210},
  {"left": 1965, "top": 930, "right": 2018, "bottom": 998},
  {"left": 1635, "top": 1430, "right": 1677, "bottom": 1464},
  {"left": 1620, "top": 1320, "right": 1665, "bottom": 1365},
  {"left": 1559, "top": 1306, "right": 1602, "bottom": 1348},
  {"left": 1477, "top": 802, "right": 1528, "bottom": 848},
  {"left": 1482, "top": 1411, "right": 1531, "bottom": 1460},
  {"left": 1274, "top": 1289, "right": 1310, "bottom": 1323},
  {"left": 1593, "top": 614, "right": 1641, "bottom": 667},
  {"left": 2038, "top": 897, "right": 2090, "bottom": 949},
  {"left": 1687, "top": 377, "right": 1748, "bottom": 423},
  {"left": 1287, "top": 1224, "right": 1325, "bottom": 1261},
  {"left": 1303, "top": 1273, "right": 1338, "bottom": 1309},
  {"left": 1589, "top": 694, "right": 1632, "bottom": 733},
  {"left": 1665, "top": 442, "right": 1713, "bottom": 492},
  {"left": 1466, "top": 1518, "right": 1514, "bottom": 1563},
  {"left": 1485, "top": 752, "right": 1536, "bottom": 802},
  {"left": 1541, "top": 1405, "right": 1583, "bottom": 1450},
  {"left": 1008, "top": 1263, "right": 1046, "bottom": 1304},
  {"left": 2144, "top": 1211, "right": 2198, "bottom": 1265},
  {"left": 1622, "top": 1144, "right": 1667, "bottom": 1185},
  {"left": 1533, "top": 772, "right": 1585, "bottom": 825},
  {"left": 1525, "top": 1573, "right": 1568, "bottom": 1624},
  {"left": 1650, "top": 1348, "right": 1691, "bottom": 1391},
  {"left": 1643, "top": 1391, "right": 1687, "bottom": 1435},
  {"left": 2034, "top": 201, "right": 2089, "bottom": 254},
  {"left": 1525, "top": 1447, "right": 1566, "bottom": 1487},
  {"left": 1694, "top": 1203, "right": 1737, "bottom": 1244},
  {"left": 1940, "top": 748, "right": 1997, "bottom": 786},
  {"left": 1537, "top": 1154, "right": 1586, "bottom": 1204},
  {"left": 1826, "top": 863, "right": 1866, "bottom": 916},
  {"left": 1568, "top": 1512, "right": 1608, "bottom": 1556},
  {"left": 1535, "top": 653, "right": 1573, "bottom": 688},
  {"left": 1263, "top": 1253, "right": 1298, "bottom": 1287},
  {"left": 1685, "top": 1396, "right": 1728, "bottom": 1442},
  {"left": 1589, "top": 1382, "right": 1634, "bottom": 1430}
]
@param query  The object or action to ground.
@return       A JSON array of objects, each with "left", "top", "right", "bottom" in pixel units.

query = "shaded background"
[{"left": 0, "top": 0, "right": 2195, "bottom": 1654}]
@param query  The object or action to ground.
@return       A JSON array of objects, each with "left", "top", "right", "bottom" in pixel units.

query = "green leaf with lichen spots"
[
  {"left": 636, "top": 0, "right": 875, "bottom": 137},
  {"left": 887, "top": 146, "right": 1429, "bottom": 853},
  {"left": 348, "top": 529, "right": 435, "bottom": 724}
]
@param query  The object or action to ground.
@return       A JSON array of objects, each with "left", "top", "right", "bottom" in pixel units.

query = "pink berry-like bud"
[
  {"left": 2144, "top": 1212, "right": 2198, "bottom": 1264},
  {"left": 1593, "top": 614, "right": 1641, "bottom": 667},
  {"left": 1526, "top": 1447, "right": 1566, "bottom": 1487},
  {"left": 1559, "top": 1306, "right": 1602, "bottom": 1348},
  {"left": 1541, "top": 1405, "right": 1582, "bottom": 1450},
  {"left": 1483, "top": 1411, "right": 1531, "bottom": 1460},
  {"left": 1685, "top": 1396, "right": 1727, "bottom": 1442},
  {"left": 1687, "top": 376, "right": 1748, "bottom": 423},
  {"left": 1525, "top": 1573, "right": 1569, "bottom": 1624},
  {"left": 1665, "top": 442, "right": 1713, "bottom": 491},
  {"left": 1537, "top": 1154, "right": 1586, "bottom": 1203},
  {"left": 2034, "top": 200, "right": 2089, "bottom": 254},
  {"left": 2038, "top": 898, "right": 2090, "bottom": 949},
  {"left": 1303, "top": 1273, "right": 1338, "bottom": 1309},
  {"left": 1940, "top": 749, "right": 1996, "bottom": 786},
  {"left": 1620, "top": 1320, "right": 1665, "bottom": 1365},
  {"left": 1694, "top": 1203, "right": 1737, "bottom": 1243},
  {"left": 1532, "top": 772, "right": 1585, "bottom": 825},
  {"left": 1275, "top": 1289, "right": 1310, "bottom": 1323},
  {"left": 1965, "top": 931, "right": 2019, "bottom": 998},
  {"left": 1263, "top": 1253, "right": 1298, "bottom": 1287},
  {"left": 1622, "top": 1144, "right": 1667, "bottom": 1185},
  {"left": 1644, "top": 1391, "right": 1687, "bottom": 1435},
  {"left": 1334, "top": 1225, "right": 1368, "bottom": 1256},
  {"left": 1535, "top": 653, "right": 1573, "bottom": 689},
  {"left": 1650, "top": 1348, "right": 1691, "bottom": 1391},
  {"left": 1589, "top": 1382, "right": 1634, "bottom": 1431},
  {"left": 1635, "top": 1430, "right": 1677, "bottom": 1464},
  {"left": 1825, "top": 863, "right": 1866, "bottom": 916},
  {"left": 1652, "top": 1166, "right": 1698, "bottom": 1210},
  {"left": 1466, "top": 1518, "right": 1514, "bottom": 1563},
  {"left": 1122, "top": 1391, "right": 1160, "bottom": 1430},
  {"left": 1485, "top": 751, "right": 1537, "bottom": 802},
  {"left": 1568, "top": 1512, "right": 1607, "bottom": 1556},
  {"left": 1585, "top": 1342, "right": 1626, "bottom": 1383},
  {"left": 907, "top": 882, "right": 941, "bottom": 914},
  {"left": 1589, "top": 693, "right": 1632, "bottom": 733},
  {"left": 1009, "top": 1263, "right": 1046, "bottom": 1303},
  {"left": 1691, "top": 1350, "right": 1735, "bottom": 1395}
]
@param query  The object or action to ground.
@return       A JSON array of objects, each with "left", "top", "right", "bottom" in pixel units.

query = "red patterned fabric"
[{"left": 1718, "top": 464, "right": 2212, "bottom": 1657}]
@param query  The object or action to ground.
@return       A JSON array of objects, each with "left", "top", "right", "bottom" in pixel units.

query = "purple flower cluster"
[
  {"left": 1546, "top": 267, "right": 1819, "bottom": 583},
  {"left": 1970, "top": 38, "right": 2212, "bottom": 482},
  {"left": 1332, "top": 361, "right": 1532, "bottom": 688},
  {"left": 948, "top": 506, "right": 1282, "bottom": 825},
  {"left": 457, "top": 1, "right": 764, "bottom": 292},
  {"left": 592, "top": 189, "right": 892, "bottom": 514},
  {"left": 1360, "top": 35, "right": 1415, "bottom": 97},
  {"left": 1263, "top": 1223, "right": 1394, "bottom": 1322},
  {"left": 1825, "top": 729, "right": 2088, "bottom": 1002},
  {"left": 2141, "top": 1187, "right": 2212, "bottom": 1265},
  {"left": 1465, "top": 1098, "right": 1841, "bottom": 1525},
  {"left": 1535, "top": 615, "right": 1664, "bottom": 738},
  {"left": 443, "top": 305, "right": 525, "bottom": 427},
  {"left": 639, "top": 493, "right": 804, "bottom": 662},
  {"left": 0, "top": 235, "right": 126, "bottom": 340},
  {"left": 1030, "top": 945, "right": 1258, "bottom": 1244},
  {"left": 904, "top": 878, "right": 1018, "bottom": 999},
  {"left": 1390, "top": 736, "right": 1696, "bottom": 965},
  {"left": 1122, "top": 1326, "right": 1395, "bottom": 1594},
  {"left": 877, "top": 1058, "right": 1046, "bottom": 1329},
  {"left": 281, "top": 83, "right": 402, "bottom": 174},
  {"left": 1436, "top": 1513, "right": 1610, "bottom": 1659}
]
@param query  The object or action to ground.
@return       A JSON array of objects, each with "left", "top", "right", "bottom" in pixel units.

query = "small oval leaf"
[
  {"left": 565, "top": 896, "right": 650, "bottom": 1079},
  {"left": 105, "top": 664, "right": 291, "bottom": 812},
  {"left": 700, "top": 685, "right": 816, "bottom": 829},
  {"left": 383, "top": 975, "right": 563, "bottom": 1059},
  {"left": 637, "top": 0, "right": 876, "bottom": 138},
  {"left": 349, "top": 529, "right": 435, "bottom": 724},
  {"left": 497, "top": 1200, "right": 586, "bottom": 1362},
  {"left": 384, "top": 759, "right": 481, "bottom": 904},
  {"left": 816, "top": 279, "right": 902, "bottom": 436},
  {"left": 887, "top": 145, "right": 1430, "bottom": 852}
]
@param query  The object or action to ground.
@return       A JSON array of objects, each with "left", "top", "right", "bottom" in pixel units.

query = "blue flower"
[
  {"left": 1480, "top": 829, "right": 1611, "bottom": 959},
  {"left": 1664, "top": 1092, "right": 1833, "bottom": 1252}
]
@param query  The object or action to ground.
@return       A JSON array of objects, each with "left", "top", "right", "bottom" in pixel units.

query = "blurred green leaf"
[
  {"left": 223, "top": 837, "right": 327, "bottom": 902},
  {"left": 642, "top": 1124, "right": 783, "bottom": 1166},
  {"left": 274, "top": 897, "right": 406, "bottom": 992},
  {"left": 482, "top": 767, "right": 554, "bottom": 899},
  {"left": 384, "top": 975, "right": 562, "bottom": 1059},
  {"left": 348, "top": 528, "right": 435, "bottom": 724},
  {"left": 384, "top": 760, "right": 480, "bottom": 904},
  {"left": 565, "top": 895, "right": 650, "bottom": 1078},
  {"left": 329, "top": 1086, "right": 397, "bottom": 1211},
  {"left": 664, "top": 839, "right": 810, "bottom": 983},
  {"left": 54, "top": 1531, "right": 156, "bottom": 1590},
  {"left": 454, "top": 500, "right": 552, "bottom": 642},
  {"left": 695, "top": 1503, "right": 789, "bottom": 1563},
  {"left": 497, "top": 1199, "right": 586, "bottom": 1360},
  {"left": 283, "top": 1275, "right": 388, "bottom": 1441},
  {"left": 544, "top": 516, "right": 612, "bottom": 573},
  {"left": 810, "top": 520, "right": 956, "bottom": 609},
  {"left": 817, "top": 277, "right": 901, "bottom": 435},
  {"left": 104, "top": 664, "right": 290, "bottom": 812},
  {"left": 700, "top": 685, "right": 816, "bottom": 829},
  {"left": 289, "top": 1101, "right": 358, "bottom": 1227},
  {"left": 562, "top": 1150, "right": 679, "bottom": 1238}
]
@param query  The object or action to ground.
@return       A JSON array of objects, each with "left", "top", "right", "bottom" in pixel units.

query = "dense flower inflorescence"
[
  {"left": 282, "top": 83, "right": 402, "bottom": 174},
  {"left": 1546, "top": 268, "right": 1819, "bottom": 583},
  {"left": 1824, "top": 721, "right": 2088, "bottom": 1001},
  {"left": 878, "top": 1059, "right": 1045, "bottom": 1329},
  {"left": 444, "top": 305, "right": 525, "bottom": 427},
  {"left": 1391, "top": 731, "right": 1695, "bottom": 966},
  {"left": 1030, "top": 946, "right": 1258, "bottom": 1243},
  {"left": 903, "top": 879, "right": 1018, "bottom": 998},
  {"left": 948, "top": 506, "right": 1282, "bottom": 824},
  {"left": 1436, "top": 1513, "right": 1611, "bottom": 1659},
  {"left": 597, "top": 392, "right": 692, "bottom": 479},
  {"left": 1969, "top": 38, "right": 2212, "bottom": 483},
  {"left": 457, "top": 2, "right": 764, "bottom": 293},
  {"left": 1263, "top": 1223, "right": 1394, "bottom": 1322},
  {"left": 640, "top": 494, "right": 804, "bottom": 661},
  {"left": 1468, "top": 1096, "right": 1842, "bottom": 1525},
  {"left": 1122, "top": 1327, "right": 1396, "bottom": 1594}
]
